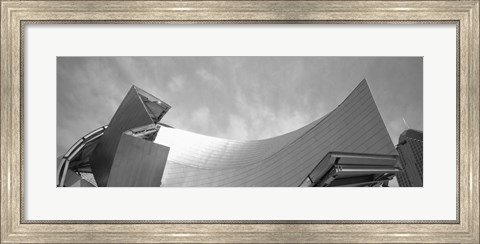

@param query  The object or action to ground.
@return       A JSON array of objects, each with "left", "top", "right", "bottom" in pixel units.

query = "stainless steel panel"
[
  {"left": 107, "top": 133, "right": 170, "bottom": 187},
  {"left": 153, "top": 79, "right": 398, "bottom": 187},
  {"left": 91, "top": 86, "right": 155, "bottom": 186}
]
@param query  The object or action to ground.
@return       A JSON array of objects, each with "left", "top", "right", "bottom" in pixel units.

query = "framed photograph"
[{"left": 1, "top": 0, "right": 478, "bottom": 243}]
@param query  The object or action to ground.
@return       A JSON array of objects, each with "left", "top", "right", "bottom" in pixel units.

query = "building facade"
[
  {"left": 396, "top": 129, "right": 423, "bottom": 187},
  {"left": 57, "top": 79, "right": 403, "bottom": 187}
]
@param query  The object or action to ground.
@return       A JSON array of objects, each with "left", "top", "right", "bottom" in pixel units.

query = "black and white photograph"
[{"left": 57, "top": 56, "right": 423, "bottom": 187}]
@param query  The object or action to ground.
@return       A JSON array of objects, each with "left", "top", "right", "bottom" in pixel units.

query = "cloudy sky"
[{"left": 57, "top": 57, "right": 422, "bottom": 156}]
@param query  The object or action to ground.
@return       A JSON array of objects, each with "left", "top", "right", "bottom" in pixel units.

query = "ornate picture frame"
[{"left": 1, "top": 1, "right": 478, "bottom": 242}]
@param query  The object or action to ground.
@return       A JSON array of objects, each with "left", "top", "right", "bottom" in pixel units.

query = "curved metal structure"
[
  {"left": 155, "top": 79, "right": 399, "bottom": 187},
  {"left": 57, "top": 125, "right": 107, "bottom": 187},
  {"left": 58, "top": 79, "right": 402, "bottom": 187}
]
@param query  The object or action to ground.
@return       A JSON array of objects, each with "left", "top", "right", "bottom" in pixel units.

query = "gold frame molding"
[{"left": 1, "top": 1, "right": 479, "bottom": 243}]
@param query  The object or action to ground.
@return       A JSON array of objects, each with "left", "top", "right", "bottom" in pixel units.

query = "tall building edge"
[{"left": 396, "top": 129, "right": 423, "bottom": 187}]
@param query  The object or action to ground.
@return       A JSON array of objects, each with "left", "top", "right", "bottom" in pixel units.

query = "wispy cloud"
[
  {"left": 167, "top": 75, "right": 185, "bottom": 92},
  {"left": 196, "top": 69, "right": 223, "bottom": 89},
  {"left": 190, "top": 106, "right": 211, "bottom": 133},
  {"left": 57, "top": 57, "right": 423, "bottom": 156},
  {"left": 224, "top": 115, "right": 249, "bottom": 139}
]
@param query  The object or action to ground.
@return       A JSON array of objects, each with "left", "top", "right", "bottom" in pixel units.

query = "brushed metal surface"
[
  {"left": 155, "top": 80, "right": 398, "bottom": 187},
  {"left": 107, "top": 133, "right": 170, "bottom": 187},
  {"left": 90, "top": 86, "right": 154, "bottom": 187}
]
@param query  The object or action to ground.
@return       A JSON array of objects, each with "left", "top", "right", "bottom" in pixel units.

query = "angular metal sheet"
[
  {"left": 153, "top": 79, "right": 398, "bottom": 187},
  {"left": 90, "top": 86, "right": 155, "bottom": 186},
  {"left": 107, "top": 133, "right": 170, "bottom": 187}
]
